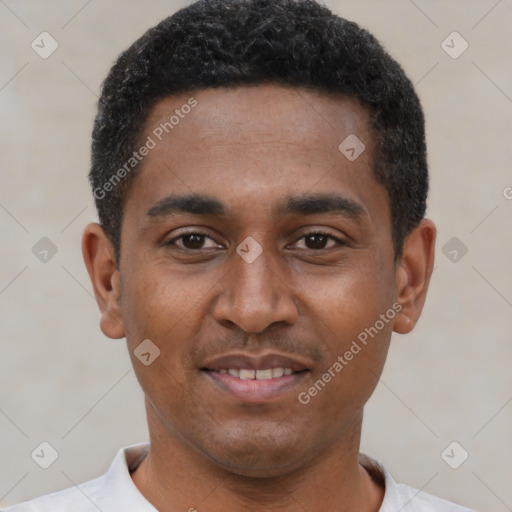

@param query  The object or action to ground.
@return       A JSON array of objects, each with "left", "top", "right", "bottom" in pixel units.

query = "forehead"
[
  {"left": 122, "top": 85, "right": 387, "bottom": 228},
  {"left": 144, "top": 85, "right": 371, "bottom": 152}
]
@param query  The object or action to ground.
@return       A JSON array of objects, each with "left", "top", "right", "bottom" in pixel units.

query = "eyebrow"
[
  {"left": 145, "top": 193, "right": 366, "bottom": 220},
  {"left": 280, "top": 193, "right": 366, "bottom": 218},
  {"left": 146, "top": 194, "right": 225, "bottom": 217}
]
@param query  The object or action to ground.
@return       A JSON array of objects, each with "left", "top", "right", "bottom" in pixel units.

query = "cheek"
[
  {"left": 121, "top": 261, "right": 213, "bottom": 336},
  {"left": 302, "top": 253, "right": 395, "bottom": 335},
  {"left": 119, "top": 261, "right": 225, "bottom": 392},
  {"left": 295, "top": 256, "right": 395, "bottom": 411},
  {"left": 119, "top": 271, "right": 201, "bottom": 413}
]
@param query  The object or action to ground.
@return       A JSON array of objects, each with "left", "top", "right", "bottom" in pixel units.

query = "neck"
[{"left": 131, "top": 402, "right": 383, "bottom": 512}]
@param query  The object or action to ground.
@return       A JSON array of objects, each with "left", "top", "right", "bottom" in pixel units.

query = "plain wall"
[{"left": 1, "top": 1, "right": 511, "bottom": 510}]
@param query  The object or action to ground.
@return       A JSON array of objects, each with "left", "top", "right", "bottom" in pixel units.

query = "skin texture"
[{"left": 83, "top": 85, "right": 436, "bottom": 512}]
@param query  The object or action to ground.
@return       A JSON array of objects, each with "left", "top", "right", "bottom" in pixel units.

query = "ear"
[
  {"left": 82, "top": 223, "right": 126, "bottom": 339},
  {"left": 393, "top": 218, "right": 436, "bottom": 334}
]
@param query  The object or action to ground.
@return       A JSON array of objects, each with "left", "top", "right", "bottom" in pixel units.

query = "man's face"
[{"left": 117, "top": 85, "right": 398, "bottom": 476}]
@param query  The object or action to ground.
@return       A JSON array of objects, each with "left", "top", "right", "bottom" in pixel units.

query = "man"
[{"left": 5, "top": 0, "right": 475, "bottom": 510}]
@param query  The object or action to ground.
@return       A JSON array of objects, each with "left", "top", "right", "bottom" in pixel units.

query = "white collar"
[
  {"left": 96, "top": 444, "right": 396, "bottom": 510},
  {"left": 91, "top": 443, "right": 470, "bottom": 512}
]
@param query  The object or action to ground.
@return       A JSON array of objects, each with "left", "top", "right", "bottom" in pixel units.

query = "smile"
[
  {"left": 202, "top": 368, "right": 309, "bottom": 403},
  {"left": 218, "top": 367, "right": 295, "bottom": 379},
  {"left": 200, "top": 351, "right": 312, "bottom": 403}
]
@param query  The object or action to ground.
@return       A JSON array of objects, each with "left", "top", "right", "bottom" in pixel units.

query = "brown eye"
[
  {"left": 292, "top": 231, "right": 344, "bottom": 251},
  {"left": 168, "top": 231, "right": 222, "bottom": 250},
  {"left": 181, "top": 234, "right": 206, "bottom": 249},
  {"left": 304, "top": 233, "right": 329, "bottom": 249}
]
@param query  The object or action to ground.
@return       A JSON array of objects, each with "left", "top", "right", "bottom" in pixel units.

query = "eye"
[
  {"left": 293, "top": 232, "right": 344, "bottom": 250},
  {"left": 168, "top": 231, "right": 223, "bottom": 250}
]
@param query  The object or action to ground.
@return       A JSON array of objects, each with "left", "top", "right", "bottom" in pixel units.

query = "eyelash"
[
  {"left": 167, "top": 229, "right": 346, "bottom": 251},
  {"left": 292, "top": 230, "right": 345, "bottom": 250},
  {"left": 168, "top": 230, "right": 221, "bottom": 250}
]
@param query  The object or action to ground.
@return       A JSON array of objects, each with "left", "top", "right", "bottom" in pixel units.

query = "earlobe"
[
  {"left": 393, "top": 219, "right": 436, "bottom": 335},
  {"left": 82, "top": 223, "right": 126, "bottom": 339}
]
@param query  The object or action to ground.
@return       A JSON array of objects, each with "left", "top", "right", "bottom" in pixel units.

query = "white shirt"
[{"left": 3, "top": 443, "right": 475, "bottom": 511}]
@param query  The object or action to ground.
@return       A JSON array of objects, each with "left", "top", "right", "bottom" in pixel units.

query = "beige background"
[{"left": 1, "top": 1, "right": 511, "bottom": 510}]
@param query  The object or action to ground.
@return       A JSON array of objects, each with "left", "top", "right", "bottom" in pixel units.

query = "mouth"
[
  {"left": 214, "top": 367, "right": 298, "bottom": 379},
  {"left": 201, "top": 352, "right": 311, "bottom": 403}
]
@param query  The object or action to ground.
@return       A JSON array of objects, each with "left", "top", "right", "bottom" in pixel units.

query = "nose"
[{"left": 213, "top": 245, "right": 299, "bottom": 333}]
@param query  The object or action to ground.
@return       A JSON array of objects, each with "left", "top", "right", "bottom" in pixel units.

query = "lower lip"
[{"left": 203, "top": 370, "right": 309, "bottom": 403}]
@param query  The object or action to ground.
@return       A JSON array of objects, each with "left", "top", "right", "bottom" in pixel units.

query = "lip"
[
  {"left": 201, "top": 352, "right": 310, "bottom": 372},
  {"left": 203, "top": 369, "right": 309, "bottom": 403},
  {"left": 201, "top": 351, "right": 312, "bottom": 403}
]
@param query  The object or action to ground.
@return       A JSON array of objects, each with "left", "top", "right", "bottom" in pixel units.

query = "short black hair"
[{"left": 90, "top": 0, "right": 428, "bottom": 262}]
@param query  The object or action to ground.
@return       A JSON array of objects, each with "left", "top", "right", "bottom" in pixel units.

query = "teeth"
[
  {"left": 239, "top": 369, "right": 255, "bottom": 380},
  {"left": 218, "top": 367, "right": 295, "bottom": 380},
  {"left": 272, "top": 367, "right": 284, "bottom": 377},
  {"left": 256, "top": 369, "right": 273, "bottom": 380}
]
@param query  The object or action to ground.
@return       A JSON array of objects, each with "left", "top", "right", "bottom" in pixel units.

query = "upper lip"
[{"left": 202, "top": 351, "right": 311, "bottom": 372}]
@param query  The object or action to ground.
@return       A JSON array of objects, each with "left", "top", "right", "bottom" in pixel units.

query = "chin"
[
  {"left": 211, "top": 451, "right": 304, "bottom": 479},
  {"left": 197, "top": 428, "right": 313, "bottom": 478}
]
